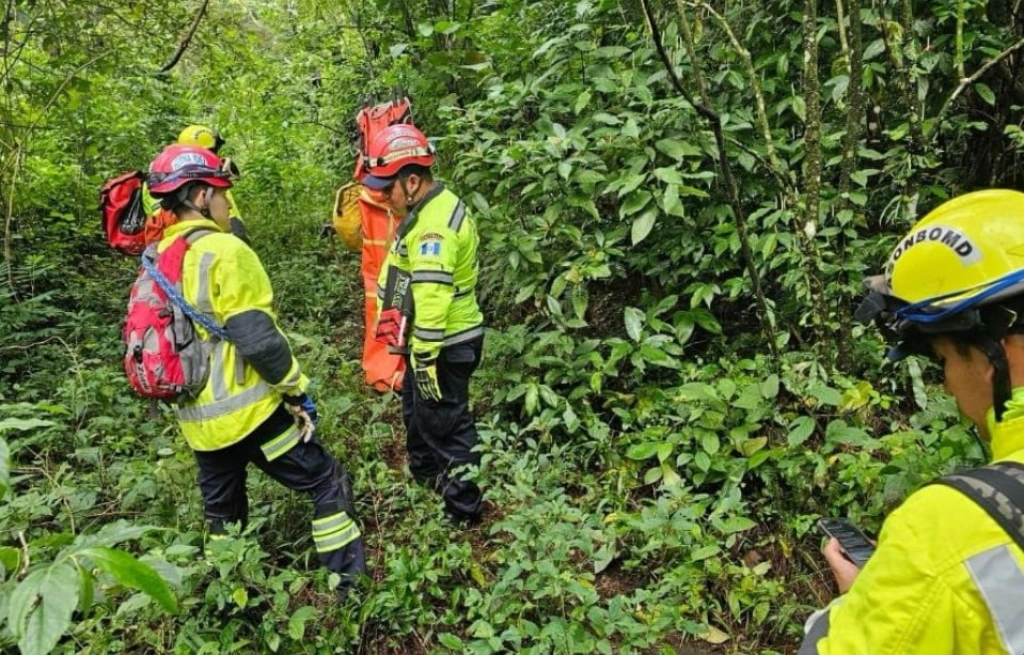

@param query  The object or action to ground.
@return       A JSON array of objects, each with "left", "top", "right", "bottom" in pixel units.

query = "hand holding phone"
[{"left": 817, "top": 518, "right": 876, "bottom": 568}]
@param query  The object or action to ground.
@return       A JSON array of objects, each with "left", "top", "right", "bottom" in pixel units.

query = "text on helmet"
[{"left": 884, "top": 225, "right": 981, "bottom": 281}]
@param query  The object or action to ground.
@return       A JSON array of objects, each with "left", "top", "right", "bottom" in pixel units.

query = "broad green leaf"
[
  {"left": 701, "top": 433, "right": 720, "bottom": 455},
  {"left": 788, "top": 416, "right": 816, "bottom": 447},
  {"left": 626, "top": 443, "right": 659, "bottom": 461},
  {"left": 624, "top": 307, "right": 645, "bottom": 342},
  {"left": 760, "top": 374, "right": 780, "bottom": 399},
  {"left": 740, "top": 437, "right": 768, "bottom": 456},
  {"left": 620, "top": 190, "right": 652, "bottom": 216},
  {"left": 691, "top": 544, "right": 720, "bottom": 561},
  {"left": 661, "top": 463, "right": 682, "bottom": 487},
  {"left": 13, "top": 563, "right": 79, "bottom": 655},
  {"left": 721, "top": 516, "right": 756, "bottom": 534},
  {"left": 808, "top": 381, "right": 842, "bottom": 407},
  {"left": 662, "top": 183, "right": 682, "bottom": 216},
  {"left": 0, "top": 418, "right": 55, "bottom": 434},
  {"left": 288, "top": 606, "right": 317, "bottom": 641},
  {"left": 438, "top": 633, "right": 465, "bottom": 650},
  {"left": 655, "top": 138, "right": 700, "bottom": 160},
  {"left": 631, "top": 210, "right": 657, "bottom": 245},
  {"left": 80, "top": 547, "right": 177, "bottom": 613},
  {"left": 653, "top": 167, "right": 684, "bottom": 184},
  {"left": 643, "top": 466, "right": 663, "bottom": 485},
  {"left": 574, "top": 90, "right": 592, "bottom": 114},
  {"left": 0, "top": 546, "right": 20, "bottom": 575}
]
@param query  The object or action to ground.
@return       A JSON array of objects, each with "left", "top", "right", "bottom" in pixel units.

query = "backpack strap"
[
  {"left": 141, "top": 230, "right": 228, "bottom": 341},
  {"left": 932, "top": 462, "right": 1024, "bottom": 553}
]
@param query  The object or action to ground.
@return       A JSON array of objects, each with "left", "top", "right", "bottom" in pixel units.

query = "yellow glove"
[{"left": 412, "top": 353, "right": 442, "bottom": 402}]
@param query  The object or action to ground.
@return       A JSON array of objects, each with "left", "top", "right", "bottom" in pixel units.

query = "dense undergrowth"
[{"left": 1, "top": 0, "right": 1019, "bottom": 652}]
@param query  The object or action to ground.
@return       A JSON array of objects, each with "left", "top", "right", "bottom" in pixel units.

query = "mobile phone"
[{"left": 817, "top": 518, "right": 876, "bottom": 568}]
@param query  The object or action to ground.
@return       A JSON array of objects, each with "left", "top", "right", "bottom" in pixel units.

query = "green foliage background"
[{"left": 0, "top": 0, "right": 1017, "bottom": 652}]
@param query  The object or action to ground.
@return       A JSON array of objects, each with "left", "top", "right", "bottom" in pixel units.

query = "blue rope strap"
[{"left": 141, "top": 249, "right": 229, "bottom": 341}]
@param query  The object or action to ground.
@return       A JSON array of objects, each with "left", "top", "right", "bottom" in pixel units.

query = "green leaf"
[
  {"left": 643, "top": 466, "right": 663, "bottom": 485},
  {"left": 288, "top": 606, "right": 317, "bottom": 641},
  {"left": 626, "top": 443, "right": 659, "bottom": 461},
  {"left": 975, "top": 83, "right": 996, "bottom": 106},
  {"left": 12, "top": 563, "right": 79, "bottom": 655},
  {"left": 662, "top": 183, "right": 682, "bottom": 216},
  {"left": 655, "top": 138, "right": 700, "bottom": 160},
  {"left": 760, "top": 375, "right": 780, "bottom": 399},
  {"left": 691, "top": 308, "right": 722, "bottom": 335},
  {"left": 0, "top": 438, "right": 8, "bottom": 501},
  {"left": 694, "top": 451, "right": 711, "bottom": 472},
  {"left": 808, "top": 381, "right": 842, "bottom": 407},
  {"left": 438, "top": 633, "right": 465, "bottom": 651},
  {"left": 661, "top": 462, "right": 682, "bottom": 487},
  {"left": 691, "top": 544, "right": 720, "bottom": 561},
  {"left": 574, "top": 90, "right": 592, "bottom": 114},
  {"left": 620, "top": 190, "right": 652, "bottom": 216},
  {"left": 0, "top": 418, "right": 55, "bottom": 434},
  {"left": 631, "top": 210, "right": 657, "bottom": 245},
  {"left": 0, "top": 546, "right": 20, "bottom": 575},
  {"left": 624, "top": 307, "right": 645, "bottom": 342},
  {"left": 720, "top": 516, "right": 757, "bottom": 534},
  {"left": 76, "top": 561, "right": 94, "bottom": 618},
  {"left": 793, "top": 95, "right": 807, "bottom": 122},
  {"left": 653, "top": 167, "right": 684, "bottom": 184},
  {"left": 788, "top": 416, "right": 816, "bottom": 447},
  {"left": 80, "top": 547, "right": 177, "bottom": 613},
  {"left": 740, "top": 437, "right": 768, "bottom": 456},
  {"left": 701, "top": 433, "right": 720, "bottom": 455}
]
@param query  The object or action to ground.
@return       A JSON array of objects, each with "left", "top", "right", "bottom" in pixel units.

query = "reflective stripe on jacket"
[
  {"left": 799, "top": 410, "right": 1024, "bottom": 655},
  {"left": 376, "top": 185, "right": 484, "bottom": 359},
  {"left": 160, "top": 219, "right": 308, "bottom": 451}
]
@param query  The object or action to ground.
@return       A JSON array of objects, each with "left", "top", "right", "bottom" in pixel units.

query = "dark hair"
[
  {"left": 397, "top": 164, "right": 433, "bottom": 181},
  {"left": 159, "top": 182, "right": 208, "bottom": 215}
]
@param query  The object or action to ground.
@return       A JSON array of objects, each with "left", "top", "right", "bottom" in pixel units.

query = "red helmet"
[
  {"left": 361, "top": 124, "right": 435, "bottom": 190},
  {"left": 147, "top": 145, "right": 233, "bottom": 196}
]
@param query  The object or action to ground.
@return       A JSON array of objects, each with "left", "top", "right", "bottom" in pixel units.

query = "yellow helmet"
[
  {"left": 857, "top": 189, "right": 1024, "bottom": 419},
  {"left": 177, "top": 124, "right": 224, "bottom": 152}
]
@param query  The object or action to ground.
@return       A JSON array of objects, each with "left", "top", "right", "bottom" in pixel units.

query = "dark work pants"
[
  {"left": 403, "top": 337, "right": 484, "bottom": 520},
  {"left": 193, "top": 405, "right": 367, "bottom": 586}
]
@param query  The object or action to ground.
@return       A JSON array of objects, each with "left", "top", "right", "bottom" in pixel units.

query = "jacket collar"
[
  {"left": 162, "top": 218, "right": 224, "bottom": 241},
  {"left": 987, "top": 387, "right": 1024, "bottom": 460}
]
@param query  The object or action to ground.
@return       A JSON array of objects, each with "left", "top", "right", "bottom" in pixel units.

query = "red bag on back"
[
  {"left": 354, "top": 95, "right": 414, "bottom": 181},
  {"left": 100, "top": 171, "right": 148, "bottom": 255},
  {"left": 122, "top": 232, "right": 220, "bottom": 401}
]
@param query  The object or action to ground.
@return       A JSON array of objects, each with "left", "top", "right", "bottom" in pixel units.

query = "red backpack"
[
  {"left": 122, "top": 230, "right": 226, "bottom": 401},
  {"left": 100, "top": 171, "right": 149, "bottom": 255},
  {"left": 353, "top": 92, "right": 414, "bottom": 180}
]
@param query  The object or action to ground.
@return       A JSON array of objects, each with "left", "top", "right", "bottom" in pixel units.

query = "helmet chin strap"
[
  {"left": 977, "top": 336, "right": 1012, "bottom": 422},
  {"left": 182, "top": 186, "right": 214, "bottom": 218},
  {"left": 399, "top": 176, "right": 416, "bottom": 206}
]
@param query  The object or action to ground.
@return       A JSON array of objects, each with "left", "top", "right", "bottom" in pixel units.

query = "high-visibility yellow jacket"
[
  {"left": 800, "top": 395, "right": 1024, "bottom": 655},
  {"left": 376, "top": 185, "right": 484, "bottom": 359},
  {"left": 158, "top": 219, "right": 308, "bottom": 453}
]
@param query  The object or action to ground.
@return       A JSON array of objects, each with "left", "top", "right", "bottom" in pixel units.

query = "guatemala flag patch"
[{"left": 419, "top": 240, "right": 442, "bottom": 256}]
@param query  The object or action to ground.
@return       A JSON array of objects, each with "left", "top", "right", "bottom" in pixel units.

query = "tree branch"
[
  {"left": 639, "top": 0, "right": 778, "bottom": 358},
  {"left": 156, "top": 0, "right": 210, "bottom": 75},
  {"left": 934, "top": 34, "right": 1024, "bottom": 132}
]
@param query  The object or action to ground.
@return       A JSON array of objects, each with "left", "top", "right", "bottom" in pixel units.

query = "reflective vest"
[
  {"left": 801, "top": 406, "right": 1024, "bottom": 654},
  {"left": 376, "top": 185, "right": 484, "bottom": 358},
  {"left": 158, "top": 219, "right": 308, "bottom": 452}
]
